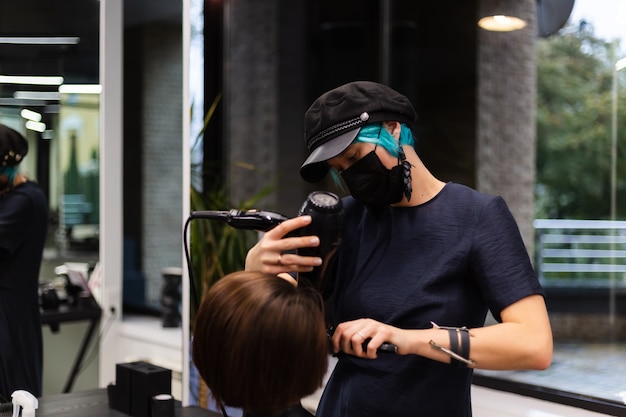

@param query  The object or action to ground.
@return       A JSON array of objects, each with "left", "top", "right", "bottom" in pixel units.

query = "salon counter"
[{"left": 35, "top": 388, "right": 222, "bottom": 417}]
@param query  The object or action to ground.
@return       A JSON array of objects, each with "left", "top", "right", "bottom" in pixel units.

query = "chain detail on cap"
[
  {"left": 308, "top": 116, "right": 364, "bottom": 151},
  {"left": 1, "top": 151, "right": 22, "bottom": 166}
]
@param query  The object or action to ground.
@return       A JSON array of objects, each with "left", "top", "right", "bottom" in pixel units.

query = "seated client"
[{"left": 192, "top": 271, "right": 329, "bottom": 417}]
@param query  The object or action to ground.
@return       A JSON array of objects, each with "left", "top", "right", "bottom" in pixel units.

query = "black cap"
[
  {"left": 300, "top": 81, "right": 417, "bottom": 183},
  {"left": 0, "top": 124, "right": 28, "bottom": 167}
]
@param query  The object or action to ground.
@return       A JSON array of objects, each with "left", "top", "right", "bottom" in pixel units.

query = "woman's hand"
[
  {"left": 245, "top": 215, "right": 323, "bottom": 275},
  {"left": 332, "top": 318, "right": 405, "bottom": 359}
]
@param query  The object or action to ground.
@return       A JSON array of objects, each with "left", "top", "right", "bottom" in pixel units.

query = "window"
[{"left": 474, "top": 1, "right": 626, "bottom": 413}]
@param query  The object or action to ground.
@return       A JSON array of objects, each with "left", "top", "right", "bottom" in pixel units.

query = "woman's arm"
[
  {"left": 333, "top": 294, "right": 553, "bottom": 371},
  {"left": 459, "top": 294, "right": 552, "bottom": 370}
]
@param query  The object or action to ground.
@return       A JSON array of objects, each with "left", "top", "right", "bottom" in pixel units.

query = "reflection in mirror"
[
  {"left": 57, "top": 86, "right": 100, "bottom": 253},
  {"left": 0, "top": 0, "right": 100, "bottom": 395}
]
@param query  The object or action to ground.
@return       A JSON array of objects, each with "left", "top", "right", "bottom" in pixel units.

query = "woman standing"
[
  {"left": 0, "top": 124, "right": 48, "bottom": 400},
  {"left": 245, "top": 81, "right": 552, "bottom": 416}
]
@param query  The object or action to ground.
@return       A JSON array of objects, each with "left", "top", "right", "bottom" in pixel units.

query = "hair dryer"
[
  {"left": 189, "top": 191, "right": 344, "bottom": 289},
  {"left": 291, "top": 191, "right": 343, "bottom": 290}
]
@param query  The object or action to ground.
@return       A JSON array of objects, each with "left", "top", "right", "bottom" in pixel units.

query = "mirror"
[
  {"left": 0, "top": 0, "right": 101, "bottom": 256},
  {"left": 0, "top": 0, "right": 101, "bottom": 394}
]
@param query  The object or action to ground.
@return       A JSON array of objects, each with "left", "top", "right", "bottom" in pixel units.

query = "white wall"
[{"left": 98, "top": 0, "right": 124, "bottom": 388}]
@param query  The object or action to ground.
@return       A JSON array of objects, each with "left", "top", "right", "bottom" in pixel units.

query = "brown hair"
[{"left": 192, "top": 271, "right": 328, "bottom": 413}]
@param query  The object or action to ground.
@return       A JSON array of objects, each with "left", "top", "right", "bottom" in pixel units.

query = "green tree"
[{"left": 536, "top": 22, "right": 626, "bottom": 219}]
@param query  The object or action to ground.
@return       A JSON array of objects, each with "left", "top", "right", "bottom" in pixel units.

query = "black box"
[
  {"left": 109, "top": 362, "right": 172, "bottom": 417},
  {"left": 129, "top": 362, "right": 172, "bottom": 417},
  {"left": 113, "top": 362, "right": 145, "bottom": 414}
]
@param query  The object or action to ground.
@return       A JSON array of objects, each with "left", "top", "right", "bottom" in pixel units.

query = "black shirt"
[
  {"left": 0, "top": 181, "right": 48, "bottom": 400},
  {"left": 318, "top": 183, "right": 543, "bottom": 417}
]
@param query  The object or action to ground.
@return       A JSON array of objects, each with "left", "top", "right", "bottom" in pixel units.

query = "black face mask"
[{"left": 341, "top": 150, "right": 405, "bottom": 209}]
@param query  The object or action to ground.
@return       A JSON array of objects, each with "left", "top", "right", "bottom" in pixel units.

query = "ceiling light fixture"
[
  {"left": 478, "top": 0, "right": 528, "bottom": 33},
  {"left": 0, "top": 75, "right": 64, "bottom": 85},
  {"left": 25, "top": 120, "right": 46, "bottom": 133},
  {"left": 0, "top": 37, "right": 80, "bottom": 45},
  {"left": 20, "top": 109, "right": 42, "bottom": 122},
  {"left": 0, "top": 98, "right": 48, "bottom": 106},
  {"left": 14, "top": 91, "right": 61, "bottom": 101},
  {"left": 59, "top": 84, "right": 102, "bottom": 94},
  {"left": 478, "top": 14, "right": 527, "bottom": 32}
]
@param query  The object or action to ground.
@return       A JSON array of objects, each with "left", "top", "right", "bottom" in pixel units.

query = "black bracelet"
[
  {"left": 447, "top": 329, "right": 463, "bottom": 367},
  {"left": 459, "top": 328, "right": 470, "bottom": 368},
  {"left": 430, "top": 322, "right": 476, "bottom": 367}
]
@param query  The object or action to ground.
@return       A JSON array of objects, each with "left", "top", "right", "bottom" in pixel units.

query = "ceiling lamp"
[
  {"left": 20, "top": 109, "right": 42, "bottom": 122},
  {"left": 478, "top": 0, "right": 575, "bottom": 36},
  {"left": 478, "top": 0, "right": 528, "bottom": 32},
  {"left": 25, "top": 120, "right": 46, "bottom": 133},
  {"left": 59, "top": 84, "right": 102, "bottom": 94},
  {"left": 0, "top": 75, "right": 64, "bottom": 86},
  {"left": 478, "top": 14, "right": 527, "bottom": 32},
  {"left": 0, "top": 37, "right": 80, "bottom": 45},
  {"left": 14, "top": 91, "right": 61, "bottom": 101}
]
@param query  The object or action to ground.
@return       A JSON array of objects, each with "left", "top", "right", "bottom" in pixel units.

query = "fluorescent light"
[
  {"left": 25, "top": 120, "right": 46, "bottom": 133},
  {"left": 0, "top": 75, "right": 64, "bottom": 85},
  {"left": 0, "top": 98, "right": 48, "bottom": 106},
  {"left": 478, "top": 15, "right": 527, "bottom": 32},
  {"left": 59, "top": 84, "right": 102, "bottom": 94},
  {"left": 20, "top": 109, "right": 42, "bottom": 122},
  {"left": 14, "top": 91, "right": 61, "bottom": 101},
  {"left": 0, "top": 37, "right": 80, "bottom": 45},
  {"left": 616, "top": 58, "right": 626, "bottom": 72}
]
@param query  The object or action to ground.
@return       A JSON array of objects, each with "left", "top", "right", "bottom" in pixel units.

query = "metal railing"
[{"left": 533, "top": 219, "right": 626, "bottom": 284}]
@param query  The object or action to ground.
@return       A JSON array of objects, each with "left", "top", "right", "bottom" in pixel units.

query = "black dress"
[
  {"left": 243, "top": 403, "right": 314, "bottom": 417},
  {"left": 317, "top": 183, "right": 544, "bottom": 416},
  {"left": 0, "top": 181, "right": 48, "bottom": 401}
]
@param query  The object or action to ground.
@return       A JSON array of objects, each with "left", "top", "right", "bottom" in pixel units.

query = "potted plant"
[{"left": 187, "top": 94, "right": 274, "bottom": 409}]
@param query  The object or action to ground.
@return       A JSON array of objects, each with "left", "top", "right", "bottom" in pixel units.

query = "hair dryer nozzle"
[{"left": 189, "top": 209, "right": 289, "bottom": 231}]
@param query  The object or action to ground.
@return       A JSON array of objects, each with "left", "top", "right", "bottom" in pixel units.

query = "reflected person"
[{"left": 0, "top": 124, "right": 48, "bottom": 400}]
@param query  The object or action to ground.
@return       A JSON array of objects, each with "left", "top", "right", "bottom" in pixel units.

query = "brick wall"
[
  {"left": 140, "top": 23, "right": 184, "bottom": 307},
  {"left": 476, "top": 0, "right": 537, "bottom": 252},
  {"left": 225, "top": 0, "right": 280, "bottom": 209}
]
